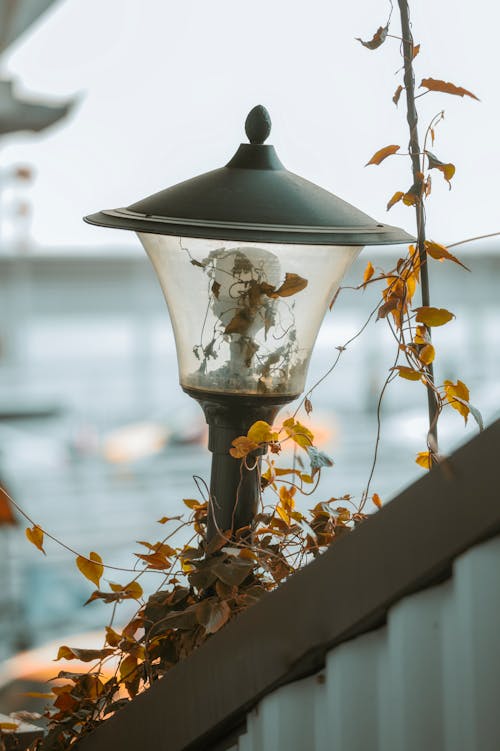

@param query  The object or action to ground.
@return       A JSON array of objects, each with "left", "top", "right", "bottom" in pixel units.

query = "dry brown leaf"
[
  {"left": 356, "top": 24, "right": 389, "bottom": 50},
  {"left": 270, "top": 273, "right": 308, "bottom": 298}
]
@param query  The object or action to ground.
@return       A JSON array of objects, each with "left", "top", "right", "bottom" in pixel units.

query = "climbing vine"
[{"left": 0, "top": 3, "right": 490, "bottom": 749}]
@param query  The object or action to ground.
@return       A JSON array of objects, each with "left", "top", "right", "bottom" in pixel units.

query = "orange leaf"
[
  {"left": 363, "top": 261, "right": 375, "bottom": 285},
  {"left": 135, "top": 551, "right": 171, "bottom": 570},
  {"left": 425, "top": 151, "right": 455, "bottom": 187},
  {"left": 25, "top": 525, "right": 45, "bottom": 554},
  {"left": 356, "top": 24, "right": 389, "bottom": 50},
  {"left": 76, "top": 552, "right": 103, "bottom": 588},
  {"left": 425, "top": 240, "right": 469, "bottom": 271},
  {"left": 366, "top": 144, "right": 400, "bottom": 166},
  {"left": 392, "top": 365, "right": 422, "bottom": 381},
  {"left": 387, "top": 191, "right": 404, "bottom": 210},
  {"left": 0, "top": 484, "right": 15, "bottom": 525},
  {"left": 419, "top": 343, "right": 435, "bottom": 365},
  {"left": 420, "top": 78, "right": 479, "bottom": 101},
  {"left": 372, "top": 493, "right": 382, "bottom": 509},
  {"left": 412, "top": 43, "right": 420, "bottom": 59},
  {"left": 415, "top": 306, "right": 454, "bottom": 327},
  {"left": 393, "top": 85, "right": 404, "bottom": 106},
  {"left": 229, "top": 435, "right": 259, "bottom": 459},
  {"left": 413, "top": 325, "right": 428, "bottom": 344},
  {"left": 416, "top": 451, "right": 432, "bottom": 470}
]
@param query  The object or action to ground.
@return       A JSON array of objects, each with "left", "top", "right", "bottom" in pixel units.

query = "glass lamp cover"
[{"left": 139, "top": 233, "right": 362, "bottom": 398}]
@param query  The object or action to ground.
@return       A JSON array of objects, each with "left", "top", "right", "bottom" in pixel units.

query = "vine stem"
[{"left": 397, "top": 0, "right": 438, "bottom": 452}]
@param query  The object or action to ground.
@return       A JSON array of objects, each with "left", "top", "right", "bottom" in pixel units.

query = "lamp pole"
[{"left": 84, "top": 105, "right": 413, "bottom": 544}]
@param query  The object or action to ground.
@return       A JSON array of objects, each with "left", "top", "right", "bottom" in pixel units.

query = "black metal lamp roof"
[{"left": 84, "top": 105, "right": 414, "bottom": 246}]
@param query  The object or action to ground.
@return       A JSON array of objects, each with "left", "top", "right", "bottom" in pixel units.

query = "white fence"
[{"left": 231, "top": 535, "right": 500, "bottom": 751}]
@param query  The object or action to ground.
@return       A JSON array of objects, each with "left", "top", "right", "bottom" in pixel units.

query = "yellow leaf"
[
  {"left": 363, "top": 261, "right": 375, "bottom": 285},
  {"left": 109, "top": 580, "right": 143, "bottom": 599},
  {"left": 105, "top": 627, "right": 121, "bottom": 647},
  {"left": 119, "top": 655, "right": 137, "bottom": 683},
  {"left": 183, "top": 498, "right": 205, "bottom": 510},
  {"left": 239, "top": 548, "right": 257, "bottom": 561},
  {"left": 270, "top": 272, "right": 308, "bottom": 298},
  {"left": 420, "top": 77, "right": 479, "bottom": 101},
  {"left": 279, "top": 485, "right": 296, "bottom": 513},
  {"left": 444, "top": 379, "right": 470, "bottom": 422},
  {"left": 419, "top": 343, "right": 435, "bottom": 365},
  {"left": 365, "top": 144, "right": 400, "bottom": 166},
  {"left": 392, "top": 365, "right": 422, "bottom": 381},
  {"left": 387, "top": 191, "right": 404, "bottom": 210},
  {"left": 415, "top": 306, "right": 454, "bottom": 327},
  {"left": 56, "top": 645, "right": 74, "bottom": 660},
  {"left": 25, "top": 525, "right": 45, "bottom": 554},
  {"left": 275, "top": 505, "right": 290, "bottom": 526},
  {"left": 247, "top": 420, "right": 278, "bottom": 444},
  {"left": 416, "top": 451, "right": 432, "bottom": 470},
  {"left": 22, "top": 692, "right": 55, "bottom": 698},
  {"left": 424, "top": 240, "right": 469, "bottom": 270},
  {"left": 229, "top": 436, "right": 259, "bottom": 459},
  {"left": 372, "top": 493, "right": 382, "bottom": 509},
  {"left": 76, "top": 552, "right": 103, "bottom": 588},
  {"left": 282, "top": 418, "right": 314, "bottom": 449},
  {"left": 0, "top": 722, "right": 19, "bottom": 731}
]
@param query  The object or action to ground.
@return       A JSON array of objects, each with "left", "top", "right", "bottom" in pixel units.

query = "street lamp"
[{"left": 84, "top": 105, "right": 412, "bottom": 541}]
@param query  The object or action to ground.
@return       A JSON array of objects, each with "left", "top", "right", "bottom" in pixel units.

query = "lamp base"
[{"left": 183, "top": 387, "right": 296, "bottom": 542}]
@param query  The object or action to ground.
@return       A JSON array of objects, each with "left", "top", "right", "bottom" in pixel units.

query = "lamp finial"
[{"left": 245, "top": 105, "right": 271, "bottom": 145}]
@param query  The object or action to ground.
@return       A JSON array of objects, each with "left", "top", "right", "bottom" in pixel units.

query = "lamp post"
[{"left": 84, "top": 105, "right": 412, "bottom": 542}]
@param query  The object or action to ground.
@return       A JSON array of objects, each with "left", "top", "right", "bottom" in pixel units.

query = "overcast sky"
[{"left": 1, "top": 0, "right": 498, "bottom": 249}]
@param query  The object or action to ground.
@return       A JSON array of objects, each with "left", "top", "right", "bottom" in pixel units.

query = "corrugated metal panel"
[{"left": 232, "top": 535, "right": 500, "bottom": 751}]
